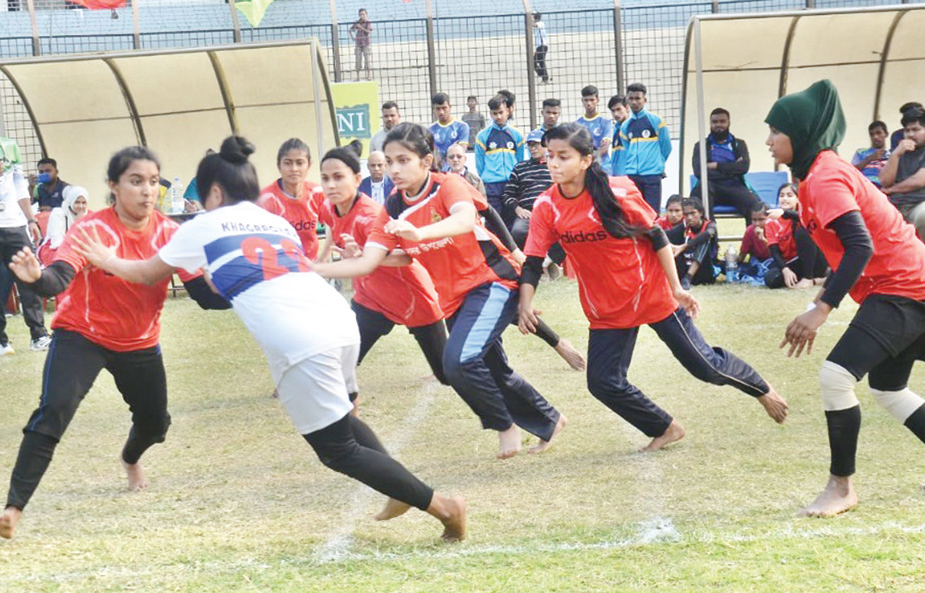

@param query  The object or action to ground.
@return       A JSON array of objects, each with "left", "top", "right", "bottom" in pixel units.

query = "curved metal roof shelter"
[
  {"left": 681, "top": 5, "right": 925, "bottom": 199},
  {"left": 0, "top": 39, "right": 338, "bottom": 208}
]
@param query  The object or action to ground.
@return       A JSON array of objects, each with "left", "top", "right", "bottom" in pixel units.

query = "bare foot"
[
  {"left": 554, "top": 339, "right": 586, "bottom": 371},
  {"left": 497, "top": 425, "right": 522, "bottom": 459},
  {"left": 794, "top": 278, "right": 815, "bottom": 289},
  {"left": 757, "top": 386, "right": 789, "bottom": 424},
  {"left": 638, "top": 420, "right": 686, "bottom": 453},
  {"left": 0, "top": 507, "right": 22, "bottom": 539},
  {"left": 530, "top": 414, "right": 567, "bottom": 454},
  {"left": 374, "top": 498, "right": 412, "bottom": 521},
  {"left": 800, "top": 475, "right": 858, "bottom": 517},
  {"left": 122, "top": 458, "right": 149, "bottom": 491},
  {"left": 427, "top": 495, "right": 467, "bottom": 542}
]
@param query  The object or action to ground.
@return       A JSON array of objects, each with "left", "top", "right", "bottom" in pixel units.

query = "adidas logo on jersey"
[
  {"left": 560, "top": 229, "right": 609, "bottom": 244},
  {"left": 291, "top": 220, "right": 316, "bottom": 231}
]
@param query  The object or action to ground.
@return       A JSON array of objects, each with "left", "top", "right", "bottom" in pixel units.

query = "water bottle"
[
  {"left": 725, "top": 245, "right": 739, "bottom": 283},
  {"left": 169, "top": 177, "right": 185, "bottom": 214}
]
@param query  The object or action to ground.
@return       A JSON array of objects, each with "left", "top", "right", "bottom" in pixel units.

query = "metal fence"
[{"left": 0, "top": 0, "right": 916, "bottom": 173}]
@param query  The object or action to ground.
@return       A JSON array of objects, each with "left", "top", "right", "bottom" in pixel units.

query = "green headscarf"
[{"left": 764, "top": 79, "right": 846, "bottom": 180}]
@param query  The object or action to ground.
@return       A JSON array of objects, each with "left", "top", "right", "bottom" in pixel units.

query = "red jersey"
[
  {"left": 525, "top": 177, "right": 678, "bottom": 329},
  {"left": 764, "top": 217, "right": 797, "bottom": 260},
  {"left": 800, "top": 151, "right": 925, "bottom": 304},
  {"left": 740, "top": 223, "right": 771, "bottom": 261},
  {"left": 257, "top": 179, "right": 324, "bottom": 259},
  {"left": 52, "top": 207, "right": 199, "bottom": 352},
  {"left": 655, "top": 214, "right": 679, "bottom": 231},
  {"left": 366, "top": 172, "right": 520, "bottom": 316},
  {"left": 318, "top": 194, "right": 443, "bottom": 327}
]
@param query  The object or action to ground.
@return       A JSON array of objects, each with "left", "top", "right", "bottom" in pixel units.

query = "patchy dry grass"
[{"left": 1, "top": 278, "right": 924, "bottom": 592}]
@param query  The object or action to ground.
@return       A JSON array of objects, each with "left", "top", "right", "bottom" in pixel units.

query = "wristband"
[{"left": 28, "top": 219, "right": 38, "bottom": 224}]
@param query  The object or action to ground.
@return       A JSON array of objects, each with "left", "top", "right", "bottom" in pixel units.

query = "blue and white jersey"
[
  {"left": 158, "top": 201, "right": 358, "bottom": 383},
  {"left": 574, "top": 114, "right": 613, "bottom": 150},
  {"left": 429, "top": 119, "right": 471, "bottom": 161}
]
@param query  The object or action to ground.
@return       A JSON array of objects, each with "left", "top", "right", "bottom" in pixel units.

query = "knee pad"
[
  {"left": 870, "top": 387, "right": 925, "bottom": 423},
  {"left": 819, "top": 361, "right": 859, "bottom": 411}
]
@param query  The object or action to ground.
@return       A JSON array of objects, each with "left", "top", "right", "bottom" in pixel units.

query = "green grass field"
[{"left": 2, "top": 279, "right": 924, "bottom": 592}]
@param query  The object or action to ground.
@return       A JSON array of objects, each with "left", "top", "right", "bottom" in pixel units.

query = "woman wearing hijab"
[
  {"left": 38, "top": 185, "right": 90, "bottom": 265},
  {"left": 769, "top": 80, "right": 925, "bottom": 517}
]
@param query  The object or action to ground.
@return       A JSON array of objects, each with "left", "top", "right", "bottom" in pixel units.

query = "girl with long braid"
[{"left": 518, "top": 123, "right": 788, "bottom": 453}]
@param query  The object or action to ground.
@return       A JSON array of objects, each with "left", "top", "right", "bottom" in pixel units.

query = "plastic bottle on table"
[{"left": 169, "top": 177, "right": 185, "bottom": 214}]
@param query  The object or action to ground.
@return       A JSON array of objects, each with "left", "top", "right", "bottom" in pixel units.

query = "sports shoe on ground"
[
  {"left": 680, "top": 275, "right": 692, "bottom": 291},
  {"left": 30, "top": 335, "right": 52, "bottom": 351},
  {"left": 1, "top": 342, "right": 14, "bottom": 356},
  {"left": 546, "top": 263, "right": 562, "bottom": 281}
]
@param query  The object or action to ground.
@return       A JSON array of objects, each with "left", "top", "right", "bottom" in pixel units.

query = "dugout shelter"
[
  {"left": 681, "top": 4, "right": 925, "bottom": 203},
  {"left": 0, "top": 39, "right": 338, "bottom": 209}
]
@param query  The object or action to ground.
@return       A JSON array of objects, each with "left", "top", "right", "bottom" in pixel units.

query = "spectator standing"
[
  {"left": 621, "top": 82, "right": 672, "bottom": 212},
  {"left": 880, "top": 106, "right": 925, "bottom": 238},
  {"left": 533, "top": 98, "right": 561, "bottom": 137},
  {"left": 851, "top": 121, "right": 891, "bottom": 188},
  {"left": 32, "top": 157, "right": 69, "bottom": 212},
  {"left": 0, "top": 136, "right": 50, "bottom": 355},
  {"left": 349, "top": 8, "right": 373, "bottom": 80},
  {"left": 691, "top": 108, "right": 762, "bottom": 226},
  {"left": 475, "top": 94, "right": 528, "bottom": 217},
  {"left": 607, "top": 94, "right": 629, "bottom": 175},
  {"left": 359, "top": 150, "right": 394, "bottom": 205},
  {"left": 370, "top": 101, "right": 401, "bottom": 153},
  {"left": 429, "top": 93, "right": 470, "bottom": 170},
  {"left": 574, "top": 85, "right": 612, "bottom": 169},
  {"left": 533, "top": 13, "right": 550, "bottom": 84},
  {"left": 461, "top": 96, "right": 486, "bottom": 149}
]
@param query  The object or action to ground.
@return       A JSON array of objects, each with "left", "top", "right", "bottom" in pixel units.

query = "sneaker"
[
  {"left": 681, "top": 275, "right": 692, "bottom": 291},
  {"left": 30, "top": 335, "right": 51, "bottom": 351},
  {"left": 0, "top": 342, "right": 14, "bottom": 356},
  {"left": 546, "top": 263, "right": 562, "bottom": 281}
]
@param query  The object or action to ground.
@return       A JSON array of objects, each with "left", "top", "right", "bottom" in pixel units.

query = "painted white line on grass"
[
  {"left": 313, "top": 381, "right": 439, "bottom": 563},
  {"left": 313, "top": 520, "right": 925, "bottom": 565},
  {"left": 618, "top": 421, "right": 680, "bottom": 545}
]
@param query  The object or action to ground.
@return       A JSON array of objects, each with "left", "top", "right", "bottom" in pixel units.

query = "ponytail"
[{"left": 546, "top": 123, "right": 645, "bottom": 239}]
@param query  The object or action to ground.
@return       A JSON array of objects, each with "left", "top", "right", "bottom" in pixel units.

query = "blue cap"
[{"left": 526, "top": 129, "right": 545, "bottom": 144}]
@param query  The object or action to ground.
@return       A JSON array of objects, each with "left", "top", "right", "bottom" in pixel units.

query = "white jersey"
[
  {"left": 0, "top": 165, "right": 29, "bottom": 228},
  {"left": 158, "top": 201, "right": 359, "bottom": 384}
]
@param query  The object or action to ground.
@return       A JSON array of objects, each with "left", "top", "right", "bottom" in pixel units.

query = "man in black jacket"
[{"left": 691, "top": 108, "right": 762, "bottom": 226}]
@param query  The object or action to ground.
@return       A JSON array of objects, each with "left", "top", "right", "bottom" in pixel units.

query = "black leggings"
[
  {"left": 302, "top": 414, "right": 434, "bottom": 511},
  {"left": 352, "top": 300, "right": 563, "bottom": 387},
  {"left": 6, "top": 329, "right": 171, "bottom": 510},
  {"left": 353, "top": 300, "right": 449, "bottom": 385},
  {"left": 765, "top": 226, "right": 828, "bottom": 288}
]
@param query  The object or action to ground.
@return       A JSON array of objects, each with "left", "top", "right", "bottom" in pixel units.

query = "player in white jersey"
[{"left": 71, "top": 136, "right": 466, "bottom": 542}]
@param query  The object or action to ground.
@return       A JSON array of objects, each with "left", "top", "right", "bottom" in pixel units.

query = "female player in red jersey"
[
  {"left": 518, "top": 123, "right": 788, "bottom": 453},
  {"left": 770, "top": 80, "right": 925, "bottom": 517},
  {"left": 313, "top": 123, "right": 565, "bottom": 460},
  {"left": 0, "top": 147, "right": 229, "bottom": 539},
  {"left": 257, "top": 138, "right": 325, "bottom": 259},
  {"left": 316, "top": 146, "right": 449, "bottom": 386}
]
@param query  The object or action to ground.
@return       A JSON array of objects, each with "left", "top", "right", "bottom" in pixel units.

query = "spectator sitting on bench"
[
  {"left": 764, "top": 183, "right": 828, "bottom": 289},
  {"left": 691, "top": 107, "right": 762, "bottom": 227},
  {"left": 738, "top": 201, "right": 772, "bottom": 277},
  {"left": 669, "top": 197, "right": 717, "bottom": 289},
  {"left": 851, "top": 120, "right": 890, "bottom": 188},
  {"left": 656, "top": 194, "right": 684, "bottom": 232},
  {"left": 880, "top": 105, "right": 925, "bottom": 239},
  {"left": 358, "top": 150, "right": 393, "bottom": 205},
  {"left": 446, "top": 142, "right": 486, "bottom": 197},
  {"left": 890, "top": 102, "right": 922, "bottom": 151}
]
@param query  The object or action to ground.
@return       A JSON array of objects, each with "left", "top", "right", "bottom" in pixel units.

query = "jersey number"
[{"left": 241, "top": 237, "right": 310, "bottom": 281}]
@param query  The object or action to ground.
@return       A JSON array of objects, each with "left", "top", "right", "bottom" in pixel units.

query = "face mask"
[{"left": 37, "top": 172, "right": 52, "bottom": 184}]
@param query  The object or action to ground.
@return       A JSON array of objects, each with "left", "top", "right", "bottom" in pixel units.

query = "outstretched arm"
[{"left": 71, "top": 225, "right": 175, "bottom": 285}]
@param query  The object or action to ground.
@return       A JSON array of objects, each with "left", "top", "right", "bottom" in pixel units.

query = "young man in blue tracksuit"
[
  {"left": 620, "top": 82, "right": 672, "bottom": 212},
  {"left": 574, "top": 85, "right": 613, "bottom": 171},
  {"left": 475, "top": 94, "right": 528, "bottom": 219}
]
